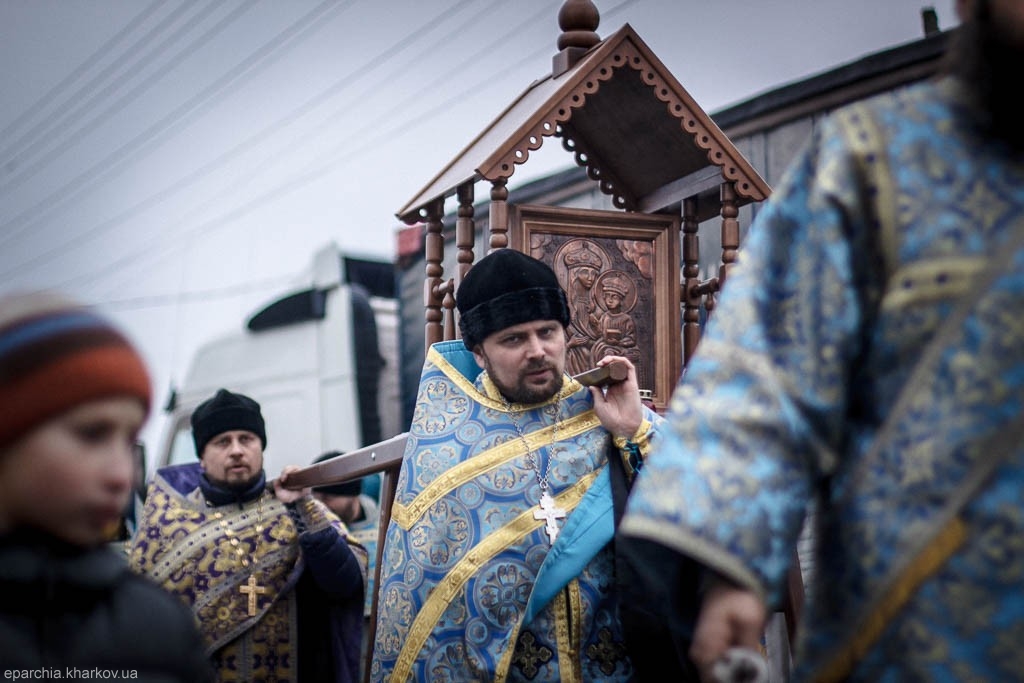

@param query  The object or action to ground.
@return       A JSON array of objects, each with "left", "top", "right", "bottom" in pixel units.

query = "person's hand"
[
  {"left": 588, "top": 355, "right": 643, "bottom": 438},
  {"left": 690, "top": 578, "right": 767, "bottom": 682},
  {"left": 274, "top": 465, "right": 312, "bottom": 504}
]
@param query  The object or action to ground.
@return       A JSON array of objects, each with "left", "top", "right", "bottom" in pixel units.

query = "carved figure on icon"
[
  {"left": 555, "top": 239, "right": 607, "bottom": 376},
  {"left": 592, "top": 271, "right": 642, "bottom": 373}
]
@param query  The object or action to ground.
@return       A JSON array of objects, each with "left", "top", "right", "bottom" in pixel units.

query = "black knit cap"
[
  {"left": 310, "top": 451, "right": 363, "bottom": 496},
  {"left": 191, "top": 388, "right": 267, "bottom": 457},
  {"left": 456, "top": 249, "right": 570, "bottom": 350}
]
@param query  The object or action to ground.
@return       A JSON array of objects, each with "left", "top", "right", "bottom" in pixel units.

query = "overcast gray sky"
[{"left": 0, "top": 0, "right": 956, "bottom": 451}]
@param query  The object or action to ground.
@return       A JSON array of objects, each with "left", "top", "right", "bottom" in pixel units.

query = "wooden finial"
[{"left": 553, "top": 0, "right": 600, "bottom": 76}]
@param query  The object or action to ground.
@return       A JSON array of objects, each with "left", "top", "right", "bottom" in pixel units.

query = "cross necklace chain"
[
  {"left": 503, "top": 398, "right": 567, "bottom": 545},
  {"left": 217, "top": 491, "right": 267, "bottom": 616}
]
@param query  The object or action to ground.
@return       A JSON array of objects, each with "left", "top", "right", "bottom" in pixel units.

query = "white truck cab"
[{"left": 155, "top": 243, "right": 400, "bottom": 480}]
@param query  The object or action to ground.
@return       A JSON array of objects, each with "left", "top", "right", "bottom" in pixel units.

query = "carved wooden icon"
[{"left": 511, "top": 204, "right": 681, "bottom": 414}]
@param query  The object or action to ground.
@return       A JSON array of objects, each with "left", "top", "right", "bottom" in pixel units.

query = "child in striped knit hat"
[{"left": 0, "top": 291, "right": 213, "bottom": 681}]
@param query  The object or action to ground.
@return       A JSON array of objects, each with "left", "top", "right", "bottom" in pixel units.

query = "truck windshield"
[{"left": 167, "top": 427, "right": 197, "bottom": 468}]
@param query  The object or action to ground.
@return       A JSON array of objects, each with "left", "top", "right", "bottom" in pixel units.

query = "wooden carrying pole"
[{"left": 281, "top": 432, "right": 408, "bottom": 491}]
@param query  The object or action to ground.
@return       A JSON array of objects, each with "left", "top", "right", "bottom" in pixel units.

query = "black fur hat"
[
  {"left": 456, "top": 249, "right": 570, "bottom": 350},
  {"left": 191, "top": 388, "right": 267, "bottom": 457}
]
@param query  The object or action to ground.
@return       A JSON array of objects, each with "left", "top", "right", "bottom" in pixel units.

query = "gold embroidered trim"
[
  {"left": 880, "top": 257, "right": 987, "bottom": 311},
  {"left": 835, "top": 105, "right": 898, "bottom": 278},
  {"left": 495, "top": 618, "right": 523, "bottom": 683},
  {"left": 392, "top": 472, "right": 600, "bottom": 681},
  {"left": 428, "top": 345, "right": 583, "bottom": 409},
  {"left": 813, "top": 517, "right": 968, "bottom": 683},
  {"left": 392, "top": 411, "right": 602, "bottom": 530},
  {"left": 617, "top": 515, "right": 768, "bottom": 603},
  {"left": 144, "top": 489, "right": 289, "bottom": 585},
  {"left": 564, "top": 581, "right": 583, "bottom": 683},
  {"left": 612, "top": 419, "right": 654, "bottom": 455}
]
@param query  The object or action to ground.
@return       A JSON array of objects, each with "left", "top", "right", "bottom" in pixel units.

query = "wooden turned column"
[
  {"left": 456, "top": 182, "right": 476, "bottom": 281},
  {"left": 719, "top": 181, "right": 740, "bottom": 291},
  {"left": 488, "top": 179, "right": 509, "bottom": 251},
  {"left": 681, "top": 197, "right": 701, "bottom": 365},
  {"left": 423, "top": 199, "right": 446, "bottom": 350},
  {"left": 450, "top": 182, "right": 476, "bottom": 342}
]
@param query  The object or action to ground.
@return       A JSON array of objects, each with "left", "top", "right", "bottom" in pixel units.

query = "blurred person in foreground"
[
  {"left": 617, "top": 0, "right": 1024, "bottom": 681},
  {"left": 0, "top": 292, "right": 212, "bottom": 681},
  {"left": 129, "top": 388, "right": 367, "bottom": 682},
  {"left": 370, "top": 248, "right": 665, "bottom": 682}
]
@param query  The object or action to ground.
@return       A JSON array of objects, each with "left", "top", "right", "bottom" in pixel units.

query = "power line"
[
  {"left": 0, "top": 1, "right": 256, "bottom": 195},
  {"left": 57, "top": 6, "right": 562, "bottom": 293},
  {"left": 10, "top": 0, "right": 638, "bottom": 302},
  {"left": 94, "top": 273, "right": 295, "bottom": 311},
  {"left": 1, "top": 0, "right": 485, "bottom": 281},
  {"left": 60, "top": 0, "right": 640, "bottom": 296},
  {"left": 0, "top": 0, "right": 350, "bottom": 253},
  {"left": 0, "top": 0, "right": 170, "bottom": 147},
  {"left": 0, "top": 0, "right": 210, "bottom": 179}
]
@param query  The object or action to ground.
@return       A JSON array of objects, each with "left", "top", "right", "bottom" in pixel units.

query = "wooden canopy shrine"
[{"left": 397, "top": 0, "right": 770, "bottom": 403}]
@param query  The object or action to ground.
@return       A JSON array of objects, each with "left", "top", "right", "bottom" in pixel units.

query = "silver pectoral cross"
[{"left": 534, "top": 492, "right": 566, "bottom": 544}]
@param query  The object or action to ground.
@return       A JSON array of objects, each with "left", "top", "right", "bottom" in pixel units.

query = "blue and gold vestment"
[
  {"left": 620, "top": 77, "right": 1024, "bottom": 681},
  {"left": 370, "top": 341, "right": 661, "bottom": 682}
]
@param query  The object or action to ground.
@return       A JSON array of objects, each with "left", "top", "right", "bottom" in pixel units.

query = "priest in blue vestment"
[{"left": 370, "top": 249, "right": 665, "bottom": 682}]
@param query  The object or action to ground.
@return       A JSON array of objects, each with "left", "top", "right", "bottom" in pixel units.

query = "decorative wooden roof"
[{"left": 397, "top": 9, "right": 770, "bottom": 225}]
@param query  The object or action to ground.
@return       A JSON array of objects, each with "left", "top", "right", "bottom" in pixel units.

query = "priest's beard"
[
  {"left": 947, "top": 6, "right": 1024, "bottom": 153},
  {"left": 228, "top": 472, "right": 263, "bottom": 493},
  {"left": 483, "top": 356, "right": 564, "bottom": 405}
]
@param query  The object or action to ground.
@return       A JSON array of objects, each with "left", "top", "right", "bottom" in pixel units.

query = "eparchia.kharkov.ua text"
[{"left": 4, "top": 668, "right": 139, "bottom": 680}]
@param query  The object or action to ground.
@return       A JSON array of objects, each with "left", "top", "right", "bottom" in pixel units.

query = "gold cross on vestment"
[
  {"left": 534, "top": 492, "right": 566, "bottom": 544},
  {"left": 239, "top": 574, "right": 267, "bottom": 616}
]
